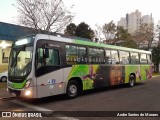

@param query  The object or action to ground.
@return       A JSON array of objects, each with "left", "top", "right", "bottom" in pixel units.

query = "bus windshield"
[
  {"left": 9, "top": 46, "right": 33, "bottom": 77},
  {"left": 9, "top": 36, "right": 35, "bottom": 77}
]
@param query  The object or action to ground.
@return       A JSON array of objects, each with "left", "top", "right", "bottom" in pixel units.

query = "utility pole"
[{"left": 158, "top": 31, "right": 160, "bottom": 72}]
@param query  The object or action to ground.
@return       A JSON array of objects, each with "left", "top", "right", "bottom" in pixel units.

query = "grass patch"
[
  {"left": 0, "top": 82, "right": 7, "bottom": 89},
  {"left": 152, "top": 72, "right": 160, "bottom": 76}
]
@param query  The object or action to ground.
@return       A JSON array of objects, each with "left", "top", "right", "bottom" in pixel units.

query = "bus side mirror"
[{"left": 45, "top": 48, "right": 49, "bottom": 58}]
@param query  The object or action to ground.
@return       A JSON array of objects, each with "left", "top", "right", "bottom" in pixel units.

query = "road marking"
[
  {"left": 11, "top": 100, "right": 53, "bottom": 114},
  {"left": 57, "top": 116, "right": 79, "bottom": 120}
]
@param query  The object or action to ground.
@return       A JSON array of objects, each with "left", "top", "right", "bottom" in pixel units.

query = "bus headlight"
[
  {"left": 25, "top": 78, "right": 32, "bottom": 88},
  {"left": 25, "top": 90, "right": 31, "bottom": 96}
]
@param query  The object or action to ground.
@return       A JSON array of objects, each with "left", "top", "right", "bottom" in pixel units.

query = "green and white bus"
[{"left": 7, "top": 34, "right": 152, "bottom": 98}]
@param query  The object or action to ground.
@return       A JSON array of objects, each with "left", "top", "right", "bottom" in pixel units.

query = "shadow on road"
[
  {"left": 18, "top": 83, "right": 145, "bottom": 105},
  {"left": 81, "top": 83, "right": 145, "bottom": 96}
]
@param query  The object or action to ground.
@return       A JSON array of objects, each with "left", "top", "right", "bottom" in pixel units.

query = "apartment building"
[{"left": 117, "top": 10, "right": 153, "bottom": 35}]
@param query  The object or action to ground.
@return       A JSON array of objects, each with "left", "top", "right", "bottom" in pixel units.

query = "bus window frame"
[
  {"left": 88, "top": 47, "right": 105, "bottom": 64},
  {"left": 119, "top": 50, "right": 130, "bottom": 65},
  {"left": 105, "top": 49, "right": 112, "bottom": 64},
  {"left": 140, "top": 53, "right": 148, "bottom": 64},
  {"left": 65, "top": 44, "right": 88, "bottom": 65},
  {"left": 35, "top": 40, "right": 61, "bottom": 77},
  {"left": 130, "top": 52, "right": 140, "bottom": 64},
  {"left": 110, "top": 49, "right": 120, "bottom": 64},
  {"left": 147, "top": 54, "right": 152, "bottom": 64}
]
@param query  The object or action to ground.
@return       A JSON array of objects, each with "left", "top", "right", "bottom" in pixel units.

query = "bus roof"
[{"left": 35, "top": 34, "right": 151, "bottom": 54}]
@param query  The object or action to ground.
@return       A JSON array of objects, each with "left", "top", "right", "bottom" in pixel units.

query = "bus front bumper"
[{"left": 7, "top": 87, "right": 36, "bottom": 98}]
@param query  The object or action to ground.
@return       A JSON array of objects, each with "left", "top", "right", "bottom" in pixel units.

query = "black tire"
[
  {"left": 15, "top": 92, "right": 21, "bottom": 97},
  {"left": 66, "top": 80, "right": 80, "bottom": 99},
  {"left": 1, "top": 76, "right": 7, "bottom": 82},
  {"left": 129, "top": 75, "right": 136, "bottom": 87}
]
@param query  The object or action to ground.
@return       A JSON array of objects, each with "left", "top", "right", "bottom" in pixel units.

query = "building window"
[{"left": 1, "top": 49, "right": 10, "bottom": 63}]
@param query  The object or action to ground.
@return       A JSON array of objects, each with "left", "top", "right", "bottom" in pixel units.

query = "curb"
[{"left": 152, "top": 75, "right": 160, "bottom": 78}]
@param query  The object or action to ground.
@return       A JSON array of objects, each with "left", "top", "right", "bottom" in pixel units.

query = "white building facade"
[{"left": 117, "top": 10, "right": 153, "bottom": 35}]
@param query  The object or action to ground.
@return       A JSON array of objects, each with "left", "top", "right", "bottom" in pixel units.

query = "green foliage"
[
  {"left": 115, "top": 26, "right": 137, "bottom": 48},
  {"left": 100, "top": 22, "right": 137, "bottom": 48},
  {"left": 75, "top": 22, "right": 95, "bottom": 40},
  {"left": 64, "top": 23, "right": 77, "bottom": 36},
  {"left": 152, "top": 45, "right": 160, "bottom": 72},
  {"left": 64, "top": 22, "right": 95, "bottom": 40}
]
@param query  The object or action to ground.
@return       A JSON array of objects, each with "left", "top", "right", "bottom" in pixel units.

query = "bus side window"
[
  {"left": 66, "top": 45, "right": 77, "bottom": 64},
  {"left": 140, "top": 53, "right": 147, "bottom": 64},
  {"left": 89, "top": 48, "right": 95, "bottom": 64},
  {"left": 47, "top": 49, "right": 60, "bottom": 65},
  {"left": 37, "top": 48, "right": 60, "bottom": 68},
  {"left": 89, "top": 48, "right": 105, "bottom": 64},
  {"left": 105, "top": 49, "right": 111, "bottom": 64},
  {"left": 130, "top": 52, "right": 139, "bottom": 64},
  {"left": 147, "top": 54, "right": 151, "bottom": 63},
  {"left": 37, "top": 48, "right": 44, "bottom": 68},
  {"left": 119, "top": 51, "right": 129, "bottom": 64},
  {"left": 110, "top": 50, "right": 119, "bottom": 64},
  {"left": 99, "top": 49, "right": 105, "bottom": 64},
  {"left": 77, "top": 46, "right": 87, "bottom": 64}
]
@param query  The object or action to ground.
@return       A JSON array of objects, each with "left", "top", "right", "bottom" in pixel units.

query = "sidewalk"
[{"left": 152, "top": 75, "right": 160, "bottom": 78}]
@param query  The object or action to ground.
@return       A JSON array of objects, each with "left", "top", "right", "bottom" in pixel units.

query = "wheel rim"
[
  {"left": 2, "top": 77, "right": 7, "bottom": 82},
  {"left": 68, "top": 84, "right": 77, "bottom": 97},
  {"left": 130, "top": 77, "right": 134, "bottom": 86}
]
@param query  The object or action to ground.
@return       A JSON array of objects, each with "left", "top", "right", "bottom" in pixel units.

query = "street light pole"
[{"left": 158, "top": 31, "right": 160, "bottom": 72}]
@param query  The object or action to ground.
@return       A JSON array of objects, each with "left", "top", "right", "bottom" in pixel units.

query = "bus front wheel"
[
  {"left": 129, "top": 75, "right": 135, "bottom": 87},
  {"left": 66, "top": 80, "right": 80, "bottom": 99}
]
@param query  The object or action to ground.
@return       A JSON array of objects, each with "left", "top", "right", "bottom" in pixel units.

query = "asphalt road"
[{"left": 0, "top": 76, "right": 160, "bottom": 120}]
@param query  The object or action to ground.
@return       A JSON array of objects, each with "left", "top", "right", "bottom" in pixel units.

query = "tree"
[
  {"left": 94, "top": 24, "right": 103, "bottom": 43},
  {"left": 133, "top": 23, "right": 154, "bottom": 50},
  {"left": 102, "top": 21, "right": 116, "bottom": 44},
  {"left": 115, "top": 26, "right": 137, "bottom": 48},
  {"left": 64, "top": 22, "right": 95, "bottom": 40},
  {"left": 75, "top": 22, "right": 95, "bottom": 40},
  {"left": 94, "top": 21, "right": 137, "bottom": 48},
  {"left": 152, "top": 21, "right": 160, "bottom": 72},
  {"left": 64, "top": 23, "right": 76, "bottom": 36},
  {"left": 152, "top": 46, "right": 160, "bottom": 72},
  {"left": 133, "top": 29, "right": 146, "bottom": 48},
  {"left": 15, "top": 0, "right": 73, "bottom": 33}
]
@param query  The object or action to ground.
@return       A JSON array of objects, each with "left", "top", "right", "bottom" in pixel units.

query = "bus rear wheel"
[
  {"left": 129, "top": 75, "right": 135, "bottom": 87},
  {"left": 66, "top": 80, "right": 80, "bottom": 99}
]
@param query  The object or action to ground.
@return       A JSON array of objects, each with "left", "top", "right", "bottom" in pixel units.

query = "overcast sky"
[{"left": 0, "top": 0, "right": 160, "bottom": 29}]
